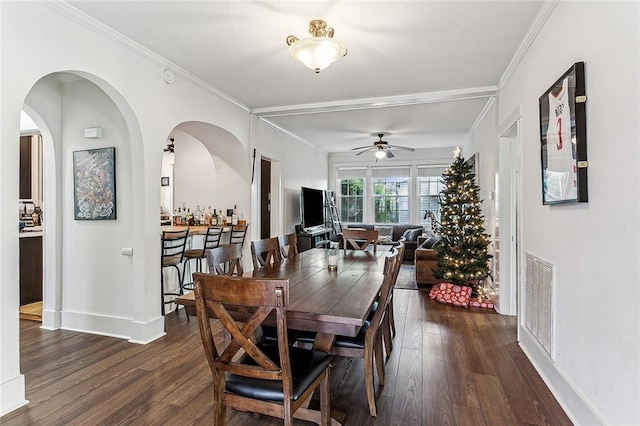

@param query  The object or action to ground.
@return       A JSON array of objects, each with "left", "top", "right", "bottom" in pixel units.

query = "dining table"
[
  {"left": 176, "top": 247, "right": 389, "bottom": 353},
  {"left": 176, "top": 247, "right": 389, "bottom": 425}
]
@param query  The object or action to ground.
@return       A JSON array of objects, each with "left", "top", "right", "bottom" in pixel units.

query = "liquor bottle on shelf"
[
  {"left": 187, "top": 208, "right": 194, "bottom": 226},
  {"left": 232, "top": 205, "right": 239, "bottom": 225},
  {"left": 204, "top": 206, "right": 211, "bottom": 226},
  {"left": 217, "top": 209, "right": 224, "bottom": 226}
]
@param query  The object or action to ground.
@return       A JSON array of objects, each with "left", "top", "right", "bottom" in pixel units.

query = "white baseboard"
[
  {"left": 60, "top": 310, "right": 165, "bottom": 343},
  {"left": 0, "top": 374, "right": 27, "bottom": 416},
  {"left": 519, "top": 327, "right": 605, "bottom": 425}
]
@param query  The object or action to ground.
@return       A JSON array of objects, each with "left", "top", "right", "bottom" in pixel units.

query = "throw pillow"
[
  {"left": 419, "top": 236, "right": 440, "bottom": 249},
  {"left": 374, "top": 225, "right": 394, "bottom": 244},
  {"left": 402, "top": 228, "right": 422, "bottom": 242}
]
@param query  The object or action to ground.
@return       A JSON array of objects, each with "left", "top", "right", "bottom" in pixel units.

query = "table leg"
[{"left": 312, "top": 332, "right": 336, "bottom": 353}]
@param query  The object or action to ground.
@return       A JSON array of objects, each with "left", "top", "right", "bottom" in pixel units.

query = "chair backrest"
[
  {"left": 161, "top": 229, "right": 189, "bottom": 266},
  {"left": 251, "top": 237, "right": 283, "bottom": 269},
  {"left": 207, "top": 243, "right": 244, "bottom": 276},
  {"left": 229, "top": 223, "right": 249, "bottom": 246},
  {"left": 392, "top": 241, "right": 405, "bottom": 283},
  {"left": 203, "top": 226, "right": 223, "bottom": 250},
  {"left": 366, "top": 248, "right": 401, "bottom": 339},
  {"left": 278, "top": 232, "right": 299, "bottom": 258},
  {"left": 193, "top": 273, "right": 292, "bottom": 391},
  {"left": 342, "top": 228, "right": 378, "bottom": 253}
]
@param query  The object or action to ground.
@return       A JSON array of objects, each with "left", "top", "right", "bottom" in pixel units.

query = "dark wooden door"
[
  {"left": 260, "top": 158, "right": 271, "bottom": 239},
  {"left": 20, "top": 136, "right": 32, "bottom": 200}
]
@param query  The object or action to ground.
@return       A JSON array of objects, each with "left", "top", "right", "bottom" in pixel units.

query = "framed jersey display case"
[{"left": 539, "top": 62, "right": 588, "bottom": 205}]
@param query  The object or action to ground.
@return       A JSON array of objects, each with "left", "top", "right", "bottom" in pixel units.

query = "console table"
[{"left": 297, "top": 227, "right": 332, "bottom": 252}]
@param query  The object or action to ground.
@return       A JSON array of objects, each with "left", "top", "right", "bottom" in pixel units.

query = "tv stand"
[{"left": 297, "top": 227, "right": 331, "bottom": 252}]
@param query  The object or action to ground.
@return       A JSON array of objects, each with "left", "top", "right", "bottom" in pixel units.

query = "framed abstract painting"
[{"left": 73, "top": 147, "right": 117, "bottom": 220}]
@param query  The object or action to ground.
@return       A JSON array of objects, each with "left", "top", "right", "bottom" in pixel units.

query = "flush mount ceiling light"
[{"left": 286, "top": 20, "right": 347, "bottom": 73}]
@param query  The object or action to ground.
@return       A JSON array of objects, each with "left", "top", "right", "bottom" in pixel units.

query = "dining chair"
[
  {"left": 183, "top": 226, "right": 223, "bottom": 289},
  {"left": 342, "top": 228, "right": 378, "bottom": 253},
  {"left": 192, "top": 273, "right": 332, "bottom": 426},
  {"left": 278, "top": 232, "right": 299, "bottom": 258},
  {"left": 382, "top": 241, "right": 405, "bottom": 359},
  {"left": 330, "top": 248, "right": 400, "bottom": 417},
  {"left": 250, "top": 237, "right": 283, "bottom": 269},
  {"left": 161, "top": 229, "right": 189, "bottom": 316},
  {"left": 206, "top": 243, "right": 244, "bottom": 276}
]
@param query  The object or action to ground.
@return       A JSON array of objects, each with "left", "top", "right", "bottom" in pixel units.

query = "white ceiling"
[{"left": 66, "top": 0, "right": 544, "bottom": 154}]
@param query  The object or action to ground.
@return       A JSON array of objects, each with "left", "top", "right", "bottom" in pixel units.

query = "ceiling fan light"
[
  {"left": 375, "top": 149, "right": 387, "bottom": 159},
  {"left": 287, "top": 20, "right": 347, "bottom": 73}
]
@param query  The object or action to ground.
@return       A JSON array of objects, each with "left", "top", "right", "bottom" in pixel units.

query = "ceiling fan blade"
[
  {"left": 355, "top": 147, "right": 374, "bottom": 155},
  {"left": 386, "top": 149, "right": 395, "bottom": 159},
  {"left": 352, "top": 145, "right": 373, "bottom": 150},
  {"left": 388, "top": 145, "right": 415, "bottom": 152}
]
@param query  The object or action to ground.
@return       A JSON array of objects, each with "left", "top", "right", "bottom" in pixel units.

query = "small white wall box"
[{"left": 84, "top": 127, "right": 103, "bottom": 139}]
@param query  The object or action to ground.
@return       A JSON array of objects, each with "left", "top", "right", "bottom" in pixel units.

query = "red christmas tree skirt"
[{"left": 429, "top": 283, "right": 494, "bottom": 309}]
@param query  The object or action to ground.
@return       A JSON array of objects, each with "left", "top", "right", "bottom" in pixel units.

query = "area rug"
[{"left": 395, "top": 262, "right": 418, "bottom": 290}]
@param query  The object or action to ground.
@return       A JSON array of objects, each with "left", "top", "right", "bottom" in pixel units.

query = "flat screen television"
[{"left": 300, "top": 187, "right": 325, "bottom": 231}]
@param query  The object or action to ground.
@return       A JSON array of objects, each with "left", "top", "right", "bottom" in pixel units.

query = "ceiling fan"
[{"left": 351, "top": 133, "right": 415, "bottom": 159}]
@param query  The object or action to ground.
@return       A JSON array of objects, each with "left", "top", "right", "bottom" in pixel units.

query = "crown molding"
[
  {"left": 38, "top": 0, "right": 250, "bottom": 113},
  {"left": 498, "top": 0, "right": 559, "bottom": 90},
  {"left": 468, "top": 96, "right": 497, "bottom": 136},
  {"left": 256, "top": 117, "right": 319, "bottom": 150},
  {"left": 253, "top": 86, "right": 498, "bottom": 118}
]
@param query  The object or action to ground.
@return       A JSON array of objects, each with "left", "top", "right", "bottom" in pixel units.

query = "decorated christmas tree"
[{"left": 433, "top": 155, "right": 492, "bottom": 291}]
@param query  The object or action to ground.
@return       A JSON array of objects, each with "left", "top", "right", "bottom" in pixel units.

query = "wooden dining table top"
[{"left": 176, "top": 247, "right": 389, "bottom": 345}]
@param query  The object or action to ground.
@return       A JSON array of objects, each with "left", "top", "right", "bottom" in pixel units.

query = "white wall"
[
  {"left": 489, "top": 2, "right": 639, "bottom": 424},
  {"left": 172, "top": 129, "right": 217, "bottom": 213},
  {"left": 255, "top": 121, "right": 329, "bottom": 235},
  {"left": 1, "top": 1, "right": 252, "bottom": 415}
]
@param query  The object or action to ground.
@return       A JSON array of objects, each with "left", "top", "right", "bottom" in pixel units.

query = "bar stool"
[
  {"left": 229, "top": 223, "right": 249, "bottom": 247},
  {"left": 161, "top": 229, "right": 189, "bottom": 316},
  {"left": 183, "top": 226, "right": 223, "bottom": 290}
]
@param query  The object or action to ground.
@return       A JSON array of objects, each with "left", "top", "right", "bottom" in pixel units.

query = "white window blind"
[
  {"left": 416, "top": 165, "right": 448, "bottom": 177},
  {"left": 337, "top": 168, "right": 367, "bottom": 179},
  {"left": 371, "top": 166, "right": 411, "bottom": 178}
]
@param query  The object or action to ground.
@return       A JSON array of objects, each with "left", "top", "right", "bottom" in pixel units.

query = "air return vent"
[{"left": 525, "top": 253, "right": 554, "bottom": 358}]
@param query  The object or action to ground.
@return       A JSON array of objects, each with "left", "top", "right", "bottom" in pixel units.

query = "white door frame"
[{"left": 497, "top": 107, "right": 523, "bottom": 317}]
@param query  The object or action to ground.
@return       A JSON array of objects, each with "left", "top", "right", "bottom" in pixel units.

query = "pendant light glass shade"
[
  {"left": 375, "top": 149, "right": 387, "bottom": 159},
  {"left": 287, "top": 20, "right": 347, "bottom": 73}
]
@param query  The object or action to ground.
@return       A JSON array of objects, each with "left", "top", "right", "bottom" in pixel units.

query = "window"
[
  {"left": 372, "top": 178, "right": 409, "bottom": 223},
  {"left": 417, "top": 166, "right": 446, "bottom": 231},
  {"left": 335, "top": 164, "right": 447, "bottom": 225},
  {"left": 372, "top": 167, "right": 410, "bottom": 224},
  {"left": 337, "top": 168, "right": 366, "bottom": 223}
]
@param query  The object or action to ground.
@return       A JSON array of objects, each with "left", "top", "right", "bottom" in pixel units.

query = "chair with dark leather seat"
[
  {"left": 193, "top": 273, "right": 332, "bottom": 426},
  {"left": 295, "top": 247, "right": 400, "bottom": 417},
  {"left": 278, "top": 232, "right": 299, "bottom": 258},
  {"left": 206, "top": 243, "right": 244, "bottom": 276},
  {"left": 250, "top": 237, "right": 282, "bottom": 269},
  {"left": 331, "top": 248, "right": 400, "bottom": 417}
]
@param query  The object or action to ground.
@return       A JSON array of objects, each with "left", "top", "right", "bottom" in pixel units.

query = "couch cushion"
[{"left": 402, "top": 228, "right": 422, "bottom": 242}]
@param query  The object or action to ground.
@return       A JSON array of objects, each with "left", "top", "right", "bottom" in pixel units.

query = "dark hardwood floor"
[{"left": 3, "top": 287, "right": 572, "bottom": 425}]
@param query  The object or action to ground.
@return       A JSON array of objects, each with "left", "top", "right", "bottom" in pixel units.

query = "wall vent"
[{"left": 525, "top": 253, "right": 554, "bottom": 358}]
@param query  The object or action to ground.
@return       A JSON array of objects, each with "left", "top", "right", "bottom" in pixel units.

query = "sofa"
[
  {"left": 340, "top": 223, "right": 425, "bottom": 262},
  {"left": 414, "top": 235, "right": 443, "bottom": 285}
]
